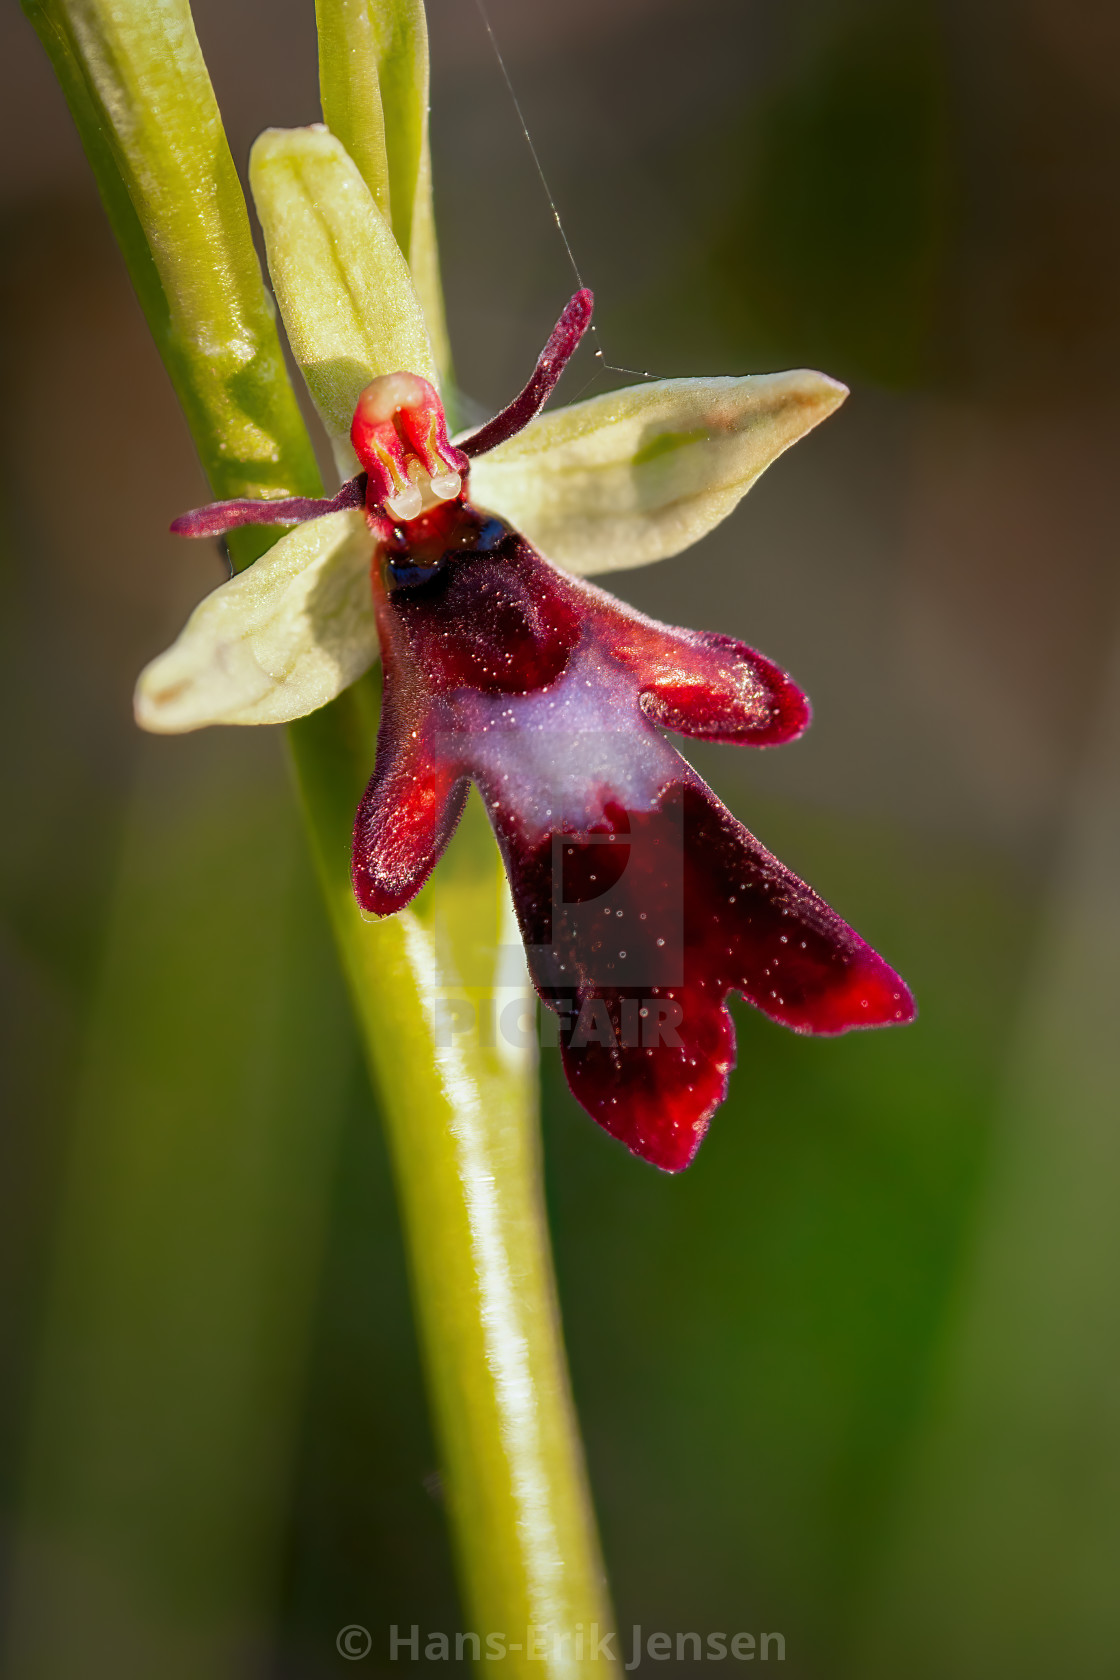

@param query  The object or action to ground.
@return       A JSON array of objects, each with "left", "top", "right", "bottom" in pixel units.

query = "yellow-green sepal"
[
  {"left": 467, "top": 370, "right": 848, "bottom": 575},
  {"left": 134, "top": 511, "right": 377, "bottom": 731},
  {"left": 249, "top": 125, "right": 437, "bottom": 469}
]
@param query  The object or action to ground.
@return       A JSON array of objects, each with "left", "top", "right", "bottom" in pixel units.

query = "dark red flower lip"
[
  {"left": 539, "top": 779, "right": 915, "bottom": 1173},
  {"left": 166, "top": 288, "right": 915, "bottom": 1172},
  {"left": 352, "top": 500, "right": 915, "bottom": 1172}
]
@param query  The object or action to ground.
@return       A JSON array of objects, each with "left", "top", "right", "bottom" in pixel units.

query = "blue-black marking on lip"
[
  {"left": 386, "top": 514, "right": 511, "bottom": 589},
  {"left": 387, "top": 559, "right": 444, "bottom": 588}
]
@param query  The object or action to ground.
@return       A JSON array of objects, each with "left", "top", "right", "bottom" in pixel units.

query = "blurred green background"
[{"left": 1, "top": 0, "right": 1118, "bottom": 1674}]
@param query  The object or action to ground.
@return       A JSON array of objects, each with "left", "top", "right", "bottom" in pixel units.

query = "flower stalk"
[
  {"left": 24, "top": 0, "right": 612, "bottom": 1665},
  {"left": 21, "top": 0, "right": 321, "bottom": 566},
  {"left": 291, "top": 679, "right": 611, "bottom": 1659}
]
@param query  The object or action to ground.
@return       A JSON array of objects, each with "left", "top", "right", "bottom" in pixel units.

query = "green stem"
[
  {"left": 21, "top": 0, "right": 321, "bottom": 568},
  {"left": 291, "top": 682, "right": 612, "bottom": 1665},
  {"left": 28, "top": 0, "right": 613, "bottom": 1664}
]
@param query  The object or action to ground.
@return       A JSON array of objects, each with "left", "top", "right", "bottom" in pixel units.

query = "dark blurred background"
[{"left": 1, "top": 0, "right": 1118, "bottom": 1675}]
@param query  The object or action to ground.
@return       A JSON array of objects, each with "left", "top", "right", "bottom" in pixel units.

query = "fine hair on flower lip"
[
  {"left": 140, "top": 148, "right": 912, "bottom": 1172},
  {"left": 352, "top": 481, "right": 915, "bottom": 1173}
]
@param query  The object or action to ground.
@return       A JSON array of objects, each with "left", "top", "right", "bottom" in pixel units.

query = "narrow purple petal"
[
  {"left": 169, "top": 475, "right": 366, "bottom": 538},
  {"left": 351, "top": 706, "right": 469, "bottom": 916},
  {"left": 458, "top": 289, "right": 594, "bottom": 459}
]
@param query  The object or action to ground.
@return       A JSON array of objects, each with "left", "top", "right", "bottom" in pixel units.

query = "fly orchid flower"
[{"left": 135, "top": 126, "right": 914, "bottom": 1173}]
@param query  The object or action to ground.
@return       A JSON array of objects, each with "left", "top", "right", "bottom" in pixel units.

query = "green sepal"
[
  {"left": 134, "top": 511, "right": 377, "bottom": 732},
  {"left": 250, "top": 124, "right": 437, "bottom": 469},
  {"left": 468, "top": 369, "right": 848, "bottom": 575}
]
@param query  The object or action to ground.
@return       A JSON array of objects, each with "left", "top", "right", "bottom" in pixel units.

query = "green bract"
[{"left": 135, "top": 122, "right": 847, "bottom": 734}]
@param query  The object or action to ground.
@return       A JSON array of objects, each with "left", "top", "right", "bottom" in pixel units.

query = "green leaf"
[{"left": 468, "top": 369, "right": 848, "bottom": 575}]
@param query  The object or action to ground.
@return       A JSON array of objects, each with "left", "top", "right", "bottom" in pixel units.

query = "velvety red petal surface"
[
  {"left": 497, "top": 781, "right": 915, "bottom": 1173},
  {"left": 580, "top": 584, "right": 811, "bottom": 745},
  {"left": 354, "top": 497, "right": 915, "bottom": 1171},
  {"left": 378, "top": 504, "right": 581, "bottom": 693},
  {"left": 352, "top": 640, "right": 469, "bottom": 916},
  {"left": 352, "top": 732, "right": 467, "bottom": 916}
]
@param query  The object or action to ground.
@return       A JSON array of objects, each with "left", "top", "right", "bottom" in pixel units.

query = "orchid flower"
[{"left": 134, "top": 125, "right": 914, "bottom": 1173}]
